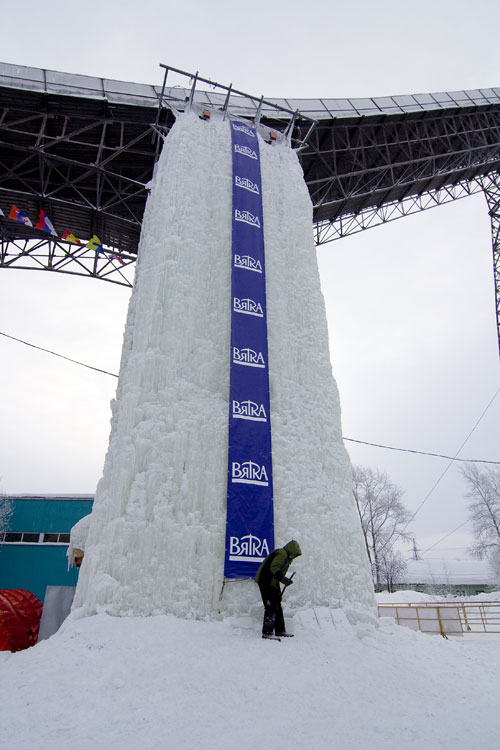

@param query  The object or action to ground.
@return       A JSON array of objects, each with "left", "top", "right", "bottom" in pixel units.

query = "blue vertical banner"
[{"left": 224, "top": 121, "right": 274, "bottom": 579}]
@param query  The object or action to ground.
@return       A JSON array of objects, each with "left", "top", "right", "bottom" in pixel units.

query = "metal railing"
[
  {"left": 378, "top": 601, "right": 500, "bottom": 636},
  {"left": 155, "top": 64, "right": 318, "bottom": 151},
  {"left": 457, "top": 602, "right": 500, "bottom": 633}
]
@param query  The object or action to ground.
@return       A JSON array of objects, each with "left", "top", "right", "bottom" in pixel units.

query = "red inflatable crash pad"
[{"left": 0, "top": 589, "right": 43, "bottom": 652}]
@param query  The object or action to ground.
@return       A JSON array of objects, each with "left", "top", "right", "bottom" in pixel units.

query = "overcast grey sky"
[{"left": 1, "top": 0, "right": 499, "bottom": 560}]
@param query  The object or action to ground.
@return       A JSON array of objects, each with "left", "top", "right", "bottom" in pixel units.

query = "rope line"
[
  {"left": 0, "top": 330, "right": 119, "bottom": 378},
  {"left": 2, "top": 329, "right": 499, "bottom": 465}
]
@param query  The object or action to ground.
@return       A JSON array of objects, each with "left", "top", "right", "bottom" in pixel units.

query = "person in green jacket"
[{"left": 255, "top": 540, "right": 302, "bottom": 639}]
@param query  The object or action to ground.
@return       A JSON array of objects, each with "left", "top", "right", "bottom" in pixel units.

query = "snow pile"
[
  {"left": 375, "top": 589, "right": 440, "bottom": 603},
  {"left": 464, "top": 589, "right": 500, "bottom": 602},
  {"left": 1, "top": 610, "right": 500, "bottom": 749},
  {"left": 73, "top": 110, "right": 373, "bottom": 620}
]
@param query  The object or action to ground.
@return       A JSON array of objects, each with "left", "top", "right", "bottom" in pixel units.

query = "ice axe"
[{"left": 280, "top": 571, "right": 295, "bottom": 599}]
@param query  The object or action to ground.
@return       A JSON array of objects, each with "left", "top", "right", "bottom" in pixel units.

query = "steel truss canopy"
[
  {"left": 1, "top": 60, "right": 500, "bottom": 353},
  {"left": 2, "top": 61, "right": 500, "bottom": 258}
]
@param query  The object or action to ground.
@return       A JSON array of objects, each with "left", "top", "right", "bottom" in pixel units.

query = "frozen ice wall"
[{"left": 73, "top": 111, "right": 375, "bottom": 620}]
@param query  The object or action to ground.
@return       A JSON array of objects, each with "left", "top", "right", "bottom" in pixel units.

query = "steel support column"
[{"left": 479, "top": 173, "right": 500, "bottom": 358}]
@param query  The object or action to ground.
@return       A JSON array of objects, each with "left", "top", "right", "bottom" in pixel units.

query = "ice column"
[{"left": 72, "top": 111, "right": 375, "bottom": 619}]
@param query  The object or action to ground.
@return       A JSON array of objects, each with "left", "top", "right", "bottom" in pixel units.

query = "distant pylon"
[{"left": 412, "top": 538, "right": 421, "bottom": 561}]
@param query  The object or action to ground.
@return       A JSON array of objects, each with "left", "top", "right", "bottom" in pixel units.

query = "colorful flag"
[
  {"left": 9, "top": 205, "right": 33, "bottom": 227},
  {"left": 85, "top": 234, "right": 103, "bottom": 253},
  {"left": 35, "top": 210, "right": 57, "bottom": 237},
  {"left": 61, "top": 229, "right": 81, "bottom": 245},
  {"left": 111, "top": 253, "right": 125, "bottom": 266}
]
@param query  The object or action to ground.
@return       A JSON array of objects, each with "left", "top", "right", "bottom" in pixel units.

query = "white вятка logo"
[
  {"left": 231, "top": 461, "right": 269, "bottom": 486},
  {"left": 232, "top": 123, "right": 256, "bottom": 138},
  {"left": 234, "top": 254, "right": 262, "bottom": 273},
  {"left": 233, "top": 347, "right": 265, "bottom": 368},
  {"left": 232, "top": 399, "right": 267, "bottom": 422},
  {"left": 235, "top": 175, "right": 260, "bottom": 194},
  {"left": 233, "top": 297, "right": 264, "bottom": 317},
  {"left": 234, "top": 144, "right": 258, "bottom": 160},
  {"left": 235, "top": 209, "right": 260, "bottom": 228},
  {"left": 229, "top": 534, "right": 270, "bottom": 562}
]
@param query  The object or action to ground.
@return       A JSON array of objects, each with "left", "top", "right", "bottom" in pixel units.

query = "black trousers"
[{"left": 258, "top": 583, "right": 285, "bottom": 635}]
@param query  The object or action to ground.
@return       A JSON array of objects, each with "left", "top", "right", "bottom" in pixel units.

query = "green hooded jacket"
[{"left": 255, "top": 540, "right": 302, "bottom": 590}]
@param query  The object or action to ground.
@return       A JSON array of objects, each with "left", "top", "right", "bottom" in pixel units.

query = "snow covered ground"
[{"left": 1, "top": 598, "right": 500, "bottom": 749}]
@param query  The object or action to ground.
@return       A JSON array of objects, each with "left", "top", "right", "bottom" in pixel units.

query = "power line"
[
  {"left": 420, "top": 547, "right": 469, "bottom": 551},
  {"left": 397, "top": 386, "right": 500, "bottom": 536},
  {"left": 419, "top": 519, "right": 471, "bottom": 555},
  {"left": 343, "top": 437, "right": 500, "bottom": 465}
]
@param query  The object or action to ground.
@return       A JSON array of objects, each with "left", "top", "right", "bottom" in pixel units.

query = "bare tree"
[
  {"left": 379, "top": 549, "right": 407, "bottom": 593},
  {"left": 353, "top": 465, "right": 412, "bottom": 591},
  {"left": 489, "top": 545, "right": 500, "bottom": 579},
  {"left": 461, "top": 464, "right": 500, "bottom": 573}
]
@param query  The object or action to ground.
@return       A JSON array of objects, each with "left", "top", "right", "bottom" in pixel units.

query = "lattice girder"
[
  {"left": 2, "top": 66, "right": 500, "bottom": 350},
  {"left": 480, "top": 174, "right": 500, "bottom": 357}
]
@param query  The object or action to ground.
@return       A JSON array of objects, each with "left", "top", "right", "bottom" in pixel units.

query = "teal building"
[{"left": 0, "top": 495, "right": 93, "bottom": 602}]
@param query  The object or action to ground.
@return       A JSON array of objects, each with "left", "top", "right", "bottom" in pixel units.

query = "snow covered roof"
[
  {"left": 2, "top": 61, "right": 500, "bottom": 120},
  {"left": 6, "top": 495, "right": 94, "bottom": 501},
  {"left": 403, "top": 558, "right": 498, "bottom": 586}
]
